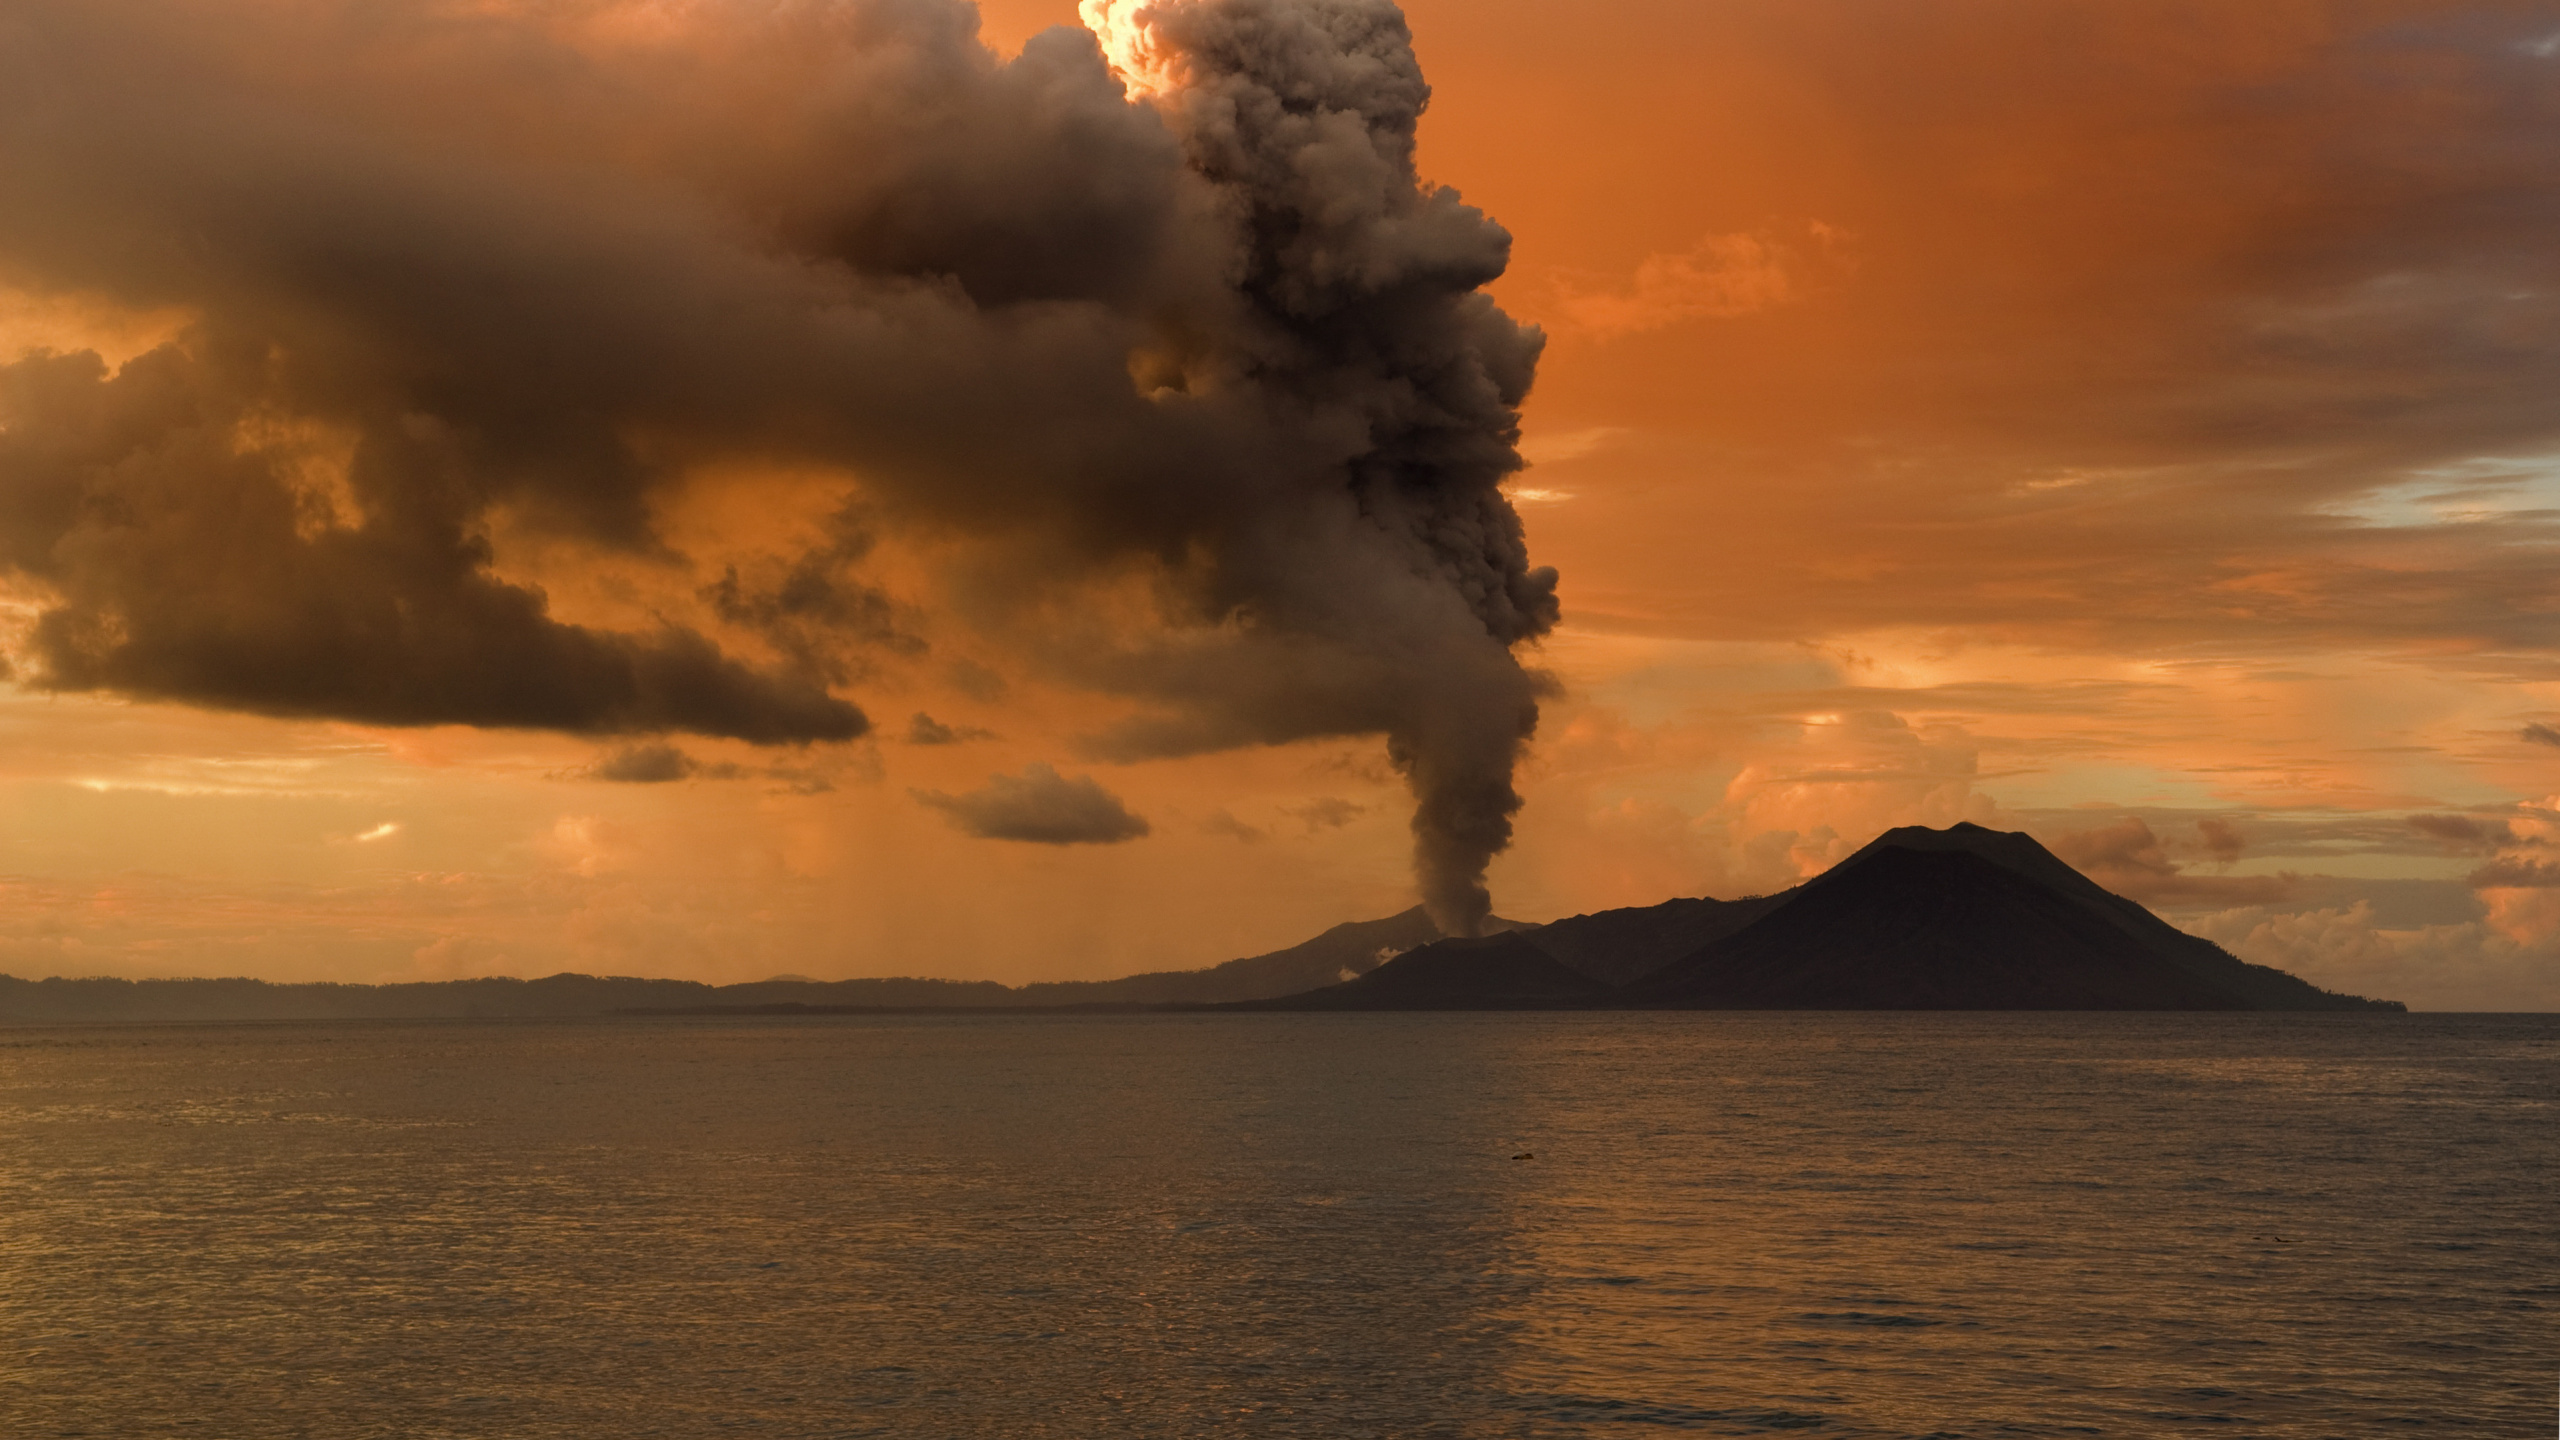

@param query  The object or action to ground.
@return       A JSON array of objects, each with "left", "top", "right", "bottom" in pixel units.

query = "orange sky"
[{"left": 4, "top": 0, "right": 2559, "bottom": 1007}]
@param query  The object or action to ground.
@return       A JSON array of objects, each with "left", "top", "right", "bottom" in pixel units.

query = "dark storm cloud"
[
  {"left": 914, "top": 762, "right": 1151, "bottom": 844},
  {"left": 0, "top": 0, "right": 1552, "bottom": 923},
  {"left": 0, "top": 349, "right": 867, "bottom": 742}
]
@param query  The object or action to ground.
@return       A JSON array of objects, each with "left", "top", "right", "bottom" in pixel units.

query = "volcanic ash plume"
[
  {"left": 0, "top": 0, "right": 1554, "bottom": 934},
  {"left": 1076, "top": 0, "right": 1557, "bottom": 932}
]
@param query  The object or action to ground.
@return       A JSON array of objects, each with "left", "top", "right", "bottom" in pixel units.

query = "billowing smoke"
[{"left": 0, "top": 0, "right": 1553, "bottom": 933}]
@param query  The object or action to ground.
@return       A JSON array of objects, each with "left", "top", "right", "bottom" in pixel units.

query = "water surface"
[{"left": 2, "top": 1012, "right": 2552, "bottom": 1436}]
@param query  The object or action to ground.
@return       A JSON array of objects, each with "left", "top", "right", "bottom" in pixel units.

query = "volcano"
[{"left": 1252, "top": 823, "right": 2400, "bottom": 1012}]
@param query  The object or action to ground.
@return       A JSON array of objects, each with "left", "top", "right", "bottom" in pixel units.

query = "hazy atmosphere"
[{"left": 5, "top": 0, "right": 2559, "bottom": 1010}]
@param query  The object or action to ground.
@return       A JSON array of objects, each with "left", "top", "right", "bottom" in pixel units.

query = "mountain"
[
  {"left": 0, "top": 827, "right": 2403, "bottom": 1019},
  {"left": 642, "top": 908, "right": 1497, "bottom": 1013},
  {"left": 1007, "top": 907, "right": 1487, "bottom": 1006},
  {"left": 1525, "top": 893, "right": 1784, "bottom": 986},
  {"left": 1623, "top": 823, "right": 2399, "bottom": 1011},
  {"left": 1237, "top": 933, "right": 1610, "bottom": 1011}
]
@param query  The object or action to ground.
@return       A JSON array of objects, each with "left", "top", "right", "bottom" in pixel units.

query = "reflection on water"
[{"left": 1, "top": 1013, "right": 2551, "bottom": 1436}]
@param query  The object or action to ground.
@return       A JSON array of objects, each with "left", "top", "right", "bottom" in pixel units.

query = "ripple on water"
[{"left": 0, "top": 1011, "right": 2552, "bottom": 1437}]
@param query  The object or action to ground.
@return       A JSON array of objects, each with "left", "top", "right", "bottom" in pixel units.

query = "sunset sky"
[{"left": 3, "top": 0, "right": 2558, "bottom": 1008}]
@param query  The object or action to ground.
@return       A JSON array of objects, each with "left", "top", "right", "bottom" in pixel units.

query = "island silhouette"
[
  {"left": 1248, "top": 823, "right": 2397, "bottom": 1011},
  {"left": 0, "top": 824, "right": 2399, "bottom": 1020}
]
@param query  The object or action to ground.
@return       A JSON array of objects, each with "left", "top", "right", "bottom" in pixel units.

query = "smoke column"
[
  {"left": 1077, "top": 0, "right": 1557, "bottom": 931},
  {"left": 0, "top": 0, "right": 1554, "bottom": 934}
]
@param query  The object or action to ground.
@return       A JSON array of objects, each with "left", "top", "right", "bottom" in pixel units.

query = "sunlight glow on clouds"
[{"left": 0, "top": 0, "right": 2554, "bottom": 1006}]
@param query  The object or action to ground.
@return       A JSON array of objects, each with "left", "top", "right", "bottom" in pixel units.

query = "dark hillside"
[
  {"left": 1624, "top": 827, "right": 2399, "bottom": 1012},
  {"left": 1238, "top": 933, "right": 1608, "bottom": 1011},
  {"left": 1524, "top": 894, "right": 1783, "bottom": 985}
]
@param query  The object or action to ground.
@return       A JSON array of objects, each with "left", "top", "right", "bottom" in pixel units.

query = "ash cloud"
[
  {"left": 0, "top": 0, "right": 1553, "bottom": 927},
  {"left": 916, "top": 763, "right": 1152, "bottom": 845}
]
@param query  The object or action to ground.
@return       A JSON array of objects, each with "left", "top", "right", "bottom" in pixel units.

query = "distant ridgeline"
[
  {"left": 0, "top": 826, "right": 2401, "bottom": 1022},
  {"left": 0, "top": 910, "right": 1459, "bottom": 1024}
]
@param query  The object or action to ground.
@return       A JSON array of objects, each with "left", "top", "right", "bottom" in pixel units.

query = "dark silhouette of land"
[
  {"left": 1231, "top": 933, "right": 1609, "bottom": 1011},
  {"left": 1255, "top": 824, "right": 2399, "bottom": 1012},
  {"left": 0, "top": 911, "right": 1504, "bottom": 1022},
  {"left": 1520, "top": 893, "right": 1785, "bottom": 986},
  {"left": 1626, "top": 824, "right": 2365, "bottom": 1009},
  {"left": 0, "top": 824, "right": 2400, "bottom": 1021}
]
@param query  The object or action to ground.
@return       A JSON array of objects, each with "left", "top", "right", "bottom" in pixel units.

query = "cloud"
[
  {"left": 1544, "top": 226, "right": 1843, "bottom": 338},
  {"left": 914, "top": 762, "right": 1150, "bottom": 845},
  {"left": 2407, "top": 803, "right": 2560, "bottom": 893},
  {"left": 2465, "top": 856, "right": 2560, "bottom": 889},
  {"left": 763, "top": 764, "right": 840, "bottom": 797},
  {"left": 411, "top": 933, "right": 519, "bottom": 982},
  {"left": 2190, "top": 899, "right": 2560, "bottom": 1011},
  {"left": 905, "top": 712, "right": 993, "bottom": 746},
  {"left": 1200, "top": 808, "right": 1267, "bottom": 843},
  {"left": 0, "top": 0, "right": 1556, "bottom": 929},
  {"left": 1284, "top": 796, "right": 1368, "bottom": 832},
  {"left": 2045, "top": 817, "right": 2294, "bottom": 908},
  {"left": 0, "top": 345, "right": 873, "bottom": 743},
  {"left": 1719, "top": 710, "right": 2002, "bottom": 879},
  {"left": 2409, "top": 812, "right": 2524, "bottom": 855},
  {"left": 576, "top": 742, "right": 766, "bottom": 784},
  {"left": 701, "top": 507, "right": 921, "bottom": 687},
  {"left": 944, "top": 660, "right": 1010, "bottom": 703},
  {"left": 1516, "top": 427, "right": 1628, "bottom": 468},
  {"left": 2524, "top": 723, "right": 2560, "bottom": 748},
  {"left": 1495, "top": 2, "right": 2560, "bottom": 668},
  {"left": 590, "top": 744, "right": 699, "bottom": 785}
]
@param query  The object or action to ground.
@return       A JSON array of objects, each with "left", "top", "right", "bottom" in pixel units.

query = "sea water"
[{"left": 1, "top": 1012, "right": 2552, "bottom": 1437}]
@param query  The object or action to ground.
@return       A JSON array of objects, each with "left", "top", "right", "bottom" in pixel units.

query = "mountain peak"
[{"left": 1625, "top": 824, "right": 2396, "bottom": 1011}]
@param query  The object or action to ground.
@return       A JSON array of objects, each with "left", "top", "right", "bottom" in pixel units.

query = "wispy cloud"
[{"left": 1541, "top": 226, "right": 1844, "bottom": 338}]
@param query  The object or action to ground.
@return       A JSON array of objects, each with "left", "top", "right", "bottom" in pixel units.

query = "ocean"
[{"left": 2, "top": 1012, "right": 2551, "bottom": 1437}]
